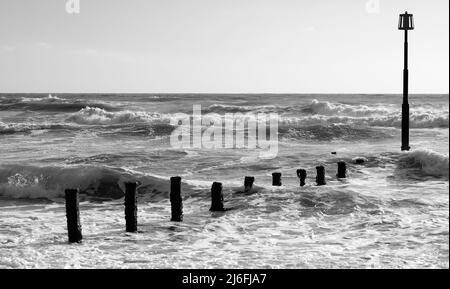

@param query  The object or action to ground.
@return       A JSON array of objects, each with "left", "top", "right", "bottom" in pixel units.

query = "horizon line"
[{"left": 0, "top": 92, "right": 449, "bottom": 95}]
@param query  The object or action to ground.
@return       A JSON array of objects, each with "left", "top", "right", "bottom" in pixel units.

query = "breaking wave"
[
  {"left": 398, "top": 149, "right": 449, "bottom": 177},
  {"left": 202, "top": 100, "right": 448, "bottom": 129},
  {"left": 0, "top": 94, "right": 116, "bottom": 112},
  {"left": 281, "top": 114, "right": 448, "bottom": 129},
  {"left": 66, "top": 106, "right": 167, "bottom": 125},
  {"left": 299, "top": 99, "right": 395, "bottom": 116},
  {"left": 0, "top": 165, "right": 183, "bottom": 200},
  {"left": 278, "top": 124, "right": 393, "bottom": 141},
  {"left": 203, "top": 104, "right": 289, "bottom": 114},
  {"left": 0, "top": 122, "right": 73, "bottom": 135},
  {"left": 280, "top": 99, "right": 449, "bottom": 128}
]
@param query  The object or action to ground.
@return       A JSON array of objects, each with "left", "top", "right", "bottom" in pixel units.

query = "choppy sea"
[{"left": 0, "top": 93, "right": 448, "bottom": 268}]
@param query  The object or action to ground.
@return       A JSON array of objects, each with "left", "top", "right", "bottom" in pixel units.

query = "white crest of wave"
[
  {"left": 283, "top": 100, "right": 449, "bottom": 128},
  {"left": 206, "top": 103, "right": 283, "bottom": 113},
  {"left": 0, "top": 121, "right": 65, "bottom": 134},
  {"left": 0, "top": 165, "right": 172, "bottom": 200},
  {"left": 307, "top": 99, "right": 395, "bottom": 116},
  {"left": 400, "top": 149, "right": 449, "bottom": 177},
  {"left": 21, "top": 94, "right": 64, "bottom": 103},
  {"left": 66, "top": 106, "right": 165, "bottom": 125}
]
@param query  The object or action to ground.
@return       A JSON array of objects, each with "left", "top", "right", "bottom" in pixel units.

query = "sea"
[{"left": 0, "top": 93, "right": 448, "bottom": 268}]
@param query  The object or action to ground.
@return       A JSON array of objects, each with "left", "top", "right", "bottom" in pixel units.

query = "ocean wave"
[
  {"left": 291, "top": 99, "right": 449, "bottom": 128},
  {"left": 398, "top": 149, "right": 449, "bottom": 177},
  {"left": 281, "top": 113, "right": 449, "bottom": 129},
  {"left": 21, "top": 94, "right": 65, "bottom": 102},
  {"left": 0, "top": 165, "right": 178, "bottom": 200},
  {"left": 297, "top": 189, "right": 378, "bottom": 216},
  {"left": 200, "top": 100, "right": 448, "bottom": 128},
  {"left": 278, "top": 124, "right": 393, "bottom": 141},
  {"left": 203, "top": 100, "right": 394, "bottom": 116},
  {"left": 203, "top": 104, "right": 289, "bottom": 114},
  {"left": 96, "top": 123, "right": 176, "bottom": 137},
  {"left": 66, "top": 106, "right": 167, "bottom": 125},
  {"left": 0, "top": 121, "right": 72, "bottom": 135},
  {"left": 192, "top": 107, "right": 448, "bottom": 130},
  {"left": 64, "top": 151, "right": 188, "bottom": 165},
  {"left": 0, "top": 95, "right": 116, "bottom": 112},
  {"left": 300, "top": 99, "right": 395, "bottom": 116},
  {"left": 0, "top": 120, "right": 175, "bottom": 137}
]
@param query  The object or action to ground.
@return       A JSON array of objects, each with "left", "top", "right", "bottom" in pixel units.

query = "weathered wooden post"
[
  {"left": 64, "top": 189, "right": 82, "bottom": 243},
  {"left": 210, "top": 182, "right": 225, "bottom": 211},
  {"left": 296, "top": 169, "right": 307, "bottom": 187},
  {"left": 244, "top": 176, "right": 255, "bottom": 192},
  {"left": 272, "top": 172, "right": 282, "bottom": 186},
  {"left": 124, "top": 182, "right": 138, "bottom": 232},
  {"left": 337, "top": 161, "right": 347, "bottom": 179},
  {"left": 316, "top": 166, "right": 326, "bottom": 186},
  {"left": 170, "top": 177, "right": 183, "bottom": 222}
]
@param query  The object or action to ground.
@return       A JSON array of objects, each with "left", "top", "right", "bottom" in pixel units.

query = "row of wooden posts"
[{"left": 64, "top": 161, "right": 347, "bottom": 243}]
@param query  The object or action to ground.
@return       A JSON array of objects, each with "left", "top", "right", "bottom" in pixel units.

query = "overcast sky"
[{"left": 0, "top": 0, "right": 448, "bottom": 93}]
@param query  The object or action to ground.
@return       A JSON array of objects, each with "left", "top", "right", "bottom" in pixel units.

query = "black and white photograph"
[{"left": 0, "top": 0, "right": 448, "bottom": 274}]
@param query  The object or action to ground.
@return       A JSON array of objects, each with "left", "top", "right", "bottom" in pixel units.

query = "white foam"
[
  {"left": 294, "top": 99, "right": 449, "bottom": 128},
  {"left": 66, "top": 106, "right": 166, "bottom": 125},
  {"left": 281, "top": 112, "right": 449, "bottom": 129},
  {"left": 21, "top": 94, "right": 65, "bottom": 102},
  {"left": 306, "top": 99, "right": 394, "bottom": 116},
  {"left": 0, "top": 121, "right": 68, "bottom": 134}
]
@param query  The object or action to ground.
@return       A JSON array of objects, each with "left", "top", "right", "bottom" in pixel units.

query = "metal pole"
[{"left": 401, "top": 29, "right": 410, "bottom": 151}]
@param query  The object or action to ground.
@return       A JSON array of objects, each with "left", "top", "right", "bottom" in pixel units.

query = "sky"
[{"left": 0, "top": 0, "right": 448, "bottom": 94}]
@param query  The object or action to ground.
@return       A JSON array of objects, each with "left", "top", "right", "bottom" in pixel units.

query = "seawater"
[{"left": 0, "top": 93, "right": 448, "bottom": 268}]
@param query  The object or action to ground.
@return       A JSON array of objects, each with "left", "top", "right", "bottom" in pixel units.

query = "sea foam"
[
  {"left": 302, "top": 99, "right": 394, "bottom": 116},
  {"left": 66, "top": 106, "right": 166, "bottom": 125},
  {"left": 282, "top": 99, "right": 449, "bottom": 129},
  {"left": 204, "top": 100, "right": 449, "bottom": 128},
  {"left": 0, "top": 122, "right": 70, "bottom": 135}
]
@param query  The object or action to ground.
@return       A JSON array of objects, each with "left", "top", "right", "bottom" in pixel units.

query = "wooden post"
[
  {"left": 316, "top": 166, "right": 326, "bottom": 186},
  {"left": 296, "top": 169, "right": 307, "bottom": 187},
  {"left": 124, "top": 182, "right": 138, "bottom": 232},
  {"left": 170, "top": 177, "right": 183, "bottom": 222},
  {"left": 64, "top": 189, "right": 82, "bottom": 243},
  {"left": 244, "top": 176, "right": 255, "bottom": 192},
  {"left": 337, "top": 161, "right": 347, "bottom": 179},
  {"left": 210, "top": 182, "right": 225, "bottom": 211},
  {"left": 272, "top": 172, "right": 282, "bottom": 186}
]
